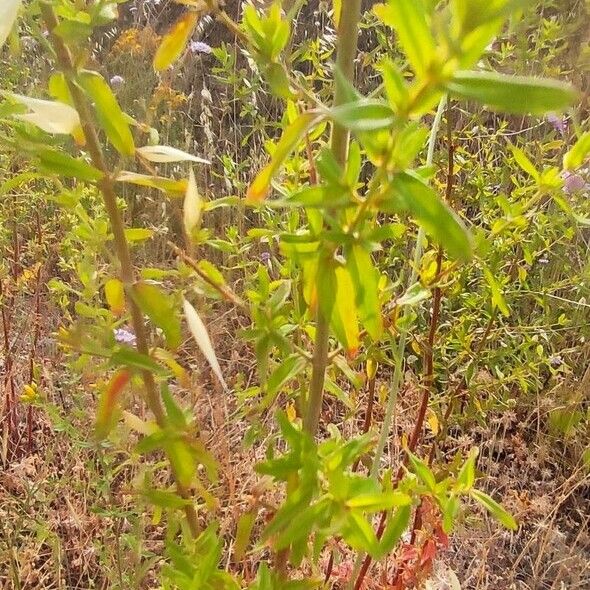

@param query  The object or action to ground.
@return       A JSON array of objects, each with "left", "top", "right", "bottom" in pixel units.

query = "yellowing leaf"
[
  {"left": 137, "top": 145, "right": 210, "bottom": 164},
  {"left": 426, "top": 410, "right": 439, "bottom": 435},
  {"left": 95, "top": 369, "right": 131, "bottom": 439},
  {"left": 122, "top": 411, "right": 157, "bottom": 436},
  {"left": 331, "top": 266, "right": 360, "bottom": 357},
  {"left": 104, "top": 278, "right": 125, "bottom": 316},
  {"left": 116, "top": 170, "right": 187, "bottom": 194},
  {"left": 333, "top": 0, "right": 342, "bottom": 27},
  {"left": 183, "top": 168, "right": 202, "bottom": 238},
  {"left": 153, "top": 11, "right": 199, "bottom": 71},
  {"left": 183, "top": 298, "right": 228, "bottom": 391},
  {"left": 0, "top": 0, "right": 22, "bottom": 49},
  {"left": 5, "top": 92, "right": 80, "bottom": 135},
  {"left": 247, "top": 112, "right": 322, "bottom": 202}
]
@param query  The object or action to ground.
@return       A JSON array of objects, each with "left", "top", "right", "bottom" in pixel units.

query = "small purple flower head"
[
  {"left": 114, "top": 327, "right": 136, "bottom": 346},
  {"left": 547, "top": 113, "right": 567, "bottom": 135},
  {"left": 110, "top": 75, "right": 125, "bottom": 90},
  {"left": 549, "top": 355, "right": 563, "bottom": 368},
  {"left": 189, "top": 41, "right": 212, "bottom": 55},
  {"left": 260, "top": 252, "right": 271, "bottom": 264},
  {"left": 562, "top": 170, "right": 587, "bottom": 194}
]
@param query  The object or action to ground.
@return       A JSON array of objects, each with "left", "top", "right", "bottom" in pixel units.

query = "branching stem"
[
  {"left": 40, "top": 2, "right": 200, "bottom": 538},
  {"left": 304, "top": 0, "right": 362, "bottom": 436}
]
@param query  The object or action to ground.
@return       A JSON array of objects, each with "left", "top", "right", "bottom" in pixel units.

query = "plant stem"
[
  {"left": 349, "top": 96, "right": 447, "bottom": 590},
  {"left": 304, "top": 0, "right": 362, "bottom": 436},
  {"left": 40, "top": 3, "right": 200, "bottom": 538}
]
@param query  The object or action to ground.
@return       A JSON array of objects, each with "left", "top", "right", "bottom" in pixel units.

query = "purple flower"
[
  {"left": 189, "top": 41, "right": 212, "bottom": 55},
  {"left": 110, "top": 75, "right": 125, "bottom": 90},
  {"left": 260, "top": 252, "right": 271, "bottom": 263},
  {"left": 547, "top": 113, "right": 567, "bottom": 135},
  {"left": 562, "top": 171, "right": 587, "bottom": 194},
  {"left": 114, "top": 328, "right": 136, "bottom": 346},
  {"left": 549, "top": 355, "right": 563, "bottom": 368}
]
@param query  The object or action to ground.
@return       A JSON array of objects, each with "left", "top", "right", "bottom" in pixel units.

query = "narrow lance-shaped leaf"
[
  {"left": 328, "top": 100, "right": 395, "bottom": 132},
  {"left": 509, "top": 144, "right": 539, "bottom": 181},
  {"left": 95, "top": 369, "right": 131, "bottom": 439},
  {"left": 183, "top": 298, "right": 228, "bottom": 391},
  {"left": 79, "top": 71, "right": 135, "bottom": 156},
  {"left": 483, "top": 266, "right": 509, "bottom": 317},
  {"left": 4, "top": 91, "right": 80, "bottom": 135},
  {"left": 564, "top": 132, "right": 590, "bottom": 171},
  {"left": 330, "top": 266, "right": 360, "bottom": 357},
  {"left": 373, "top": 0, "right": 435, "bottom": 77},
  {"left": 105, "top": 278, "right": 125, "bottom": 316},
  {"left": 0, "top": 0, "right": 22, "bottom": 49},
  {"left": 247, "top": 111, "right": 323, "bottom": 202},
  {"left": 137, "top": 145, "right": 210, "bottom": 164},
  {"left": 447, "top": 71, "right": 577, "bottom": 115},
  {"left": 116, "top": 171, "right": 187, "bottom": 194},
  {"left": 37, "top": 149, "right": 103, "bottom": 182},
  {"left": 154, "top": 11, "right": 199, "bottom": 71},
  {"left": 378, "top": 504, "right": 412, "bottom": 557},
  {"left": 183, "top": 168, "right": 202, "bottom": 239},
  {"left": 471, "top": 488, "right": 518, "bottom": 531},
  {"left": 134, "top": 282, "right": 182, "bottom": 349},
  {"left": 380, "top": 171, "right": 473, "bottom": 262}
]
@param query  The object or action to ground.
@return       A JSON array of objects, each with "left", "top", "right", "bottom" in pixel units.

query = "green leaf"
[
  {"left": 153, "top": 11, "right": 199, "bottom": 71},
  {"left": 407, "top": 451, "right": 436, "bottom": 492},
  {"left": 111, "top": 348, "right": 166, "bottom": 374},
  {"left": 378, "top": 505, "right": 411, "bottom": 556},
  {"left": 124, "top": 228, "right": 154, "bottom": 242},
  {"left": 161, "top": 383, "right": 187, "bottom": 429},
  {"left": 143, "top": 488, "right": 192, "bottom": 509},
  {"left": 442, "top": 495, "right": 460, "bottom": 534},
  {"left": 79, "top": 71, "right": 135, "bottom": 156},
  {"left": 397, "top": 282, "right": 431, "bottom": 307},
  {"left": 471, "top": 489, "right": 518, "bottom": 530},
  {"left": 133, "top": 282, "right": 182, "bottom": 349},
  {"left": 379, "top": 58, "right": 409, "bottom": 112},
  {"left": 483, "top": 266, "right": 509, "bottom": 316},
  {"left": 341, "top": 510, "right": 380, "bottom": 557},
  {"left": 447, "top": 71, "right": 577, "bottom": 115},
  {"left": 380, "top": 171, "right": 472, "bottom": 262},
  {"left": 509, "top": 144, "right": 539, "bottom": 181},
  {"left": 234, "top": 511, "right": 257, "bottom": 560},
  {"left": 564, "top": 132, "right": 590, "bottom": 171},
  {"left": 164, "top": 438, "right": 196, "bottom": 488},
  {"left": 347, "top": 245, "right": 382, "bottom": 340},
  {"left": 456, "top": 447, "right": 479, "bottom": 492},
  {"left": 346, "top": 491, "right": 412, "bottom": 511},
  {"left": 374, "top": 0, "right": 435, "bottom": 77},
  {"left": 263, "top": 354, "right": 306, "bottom": 408},
  {"left": 328, "top": 100, "right": 395, "bottom": 132},
  {"left": 36, "top": 148, "right": 103, "bottom": 182},
  {"left": 247, "top": 112, "right": 323, "bottom": 201}
]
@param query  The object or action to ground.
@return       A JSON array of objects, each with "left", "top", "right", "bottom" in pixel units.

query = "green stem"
[
  {"left": 348, "top": 96, "right": 447, "bottom": 590},
  {"left": 304, "top": 0, "right": 362, "bottom": 436},
  {"left": 40, "top": 2, "right": 200, "bottom": 538}
]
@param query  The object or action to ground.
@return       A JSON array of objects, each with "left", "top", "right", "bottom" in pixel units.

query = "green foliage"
[{"left": 0, "top": 0, "right": 587, "bottom": 588}]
